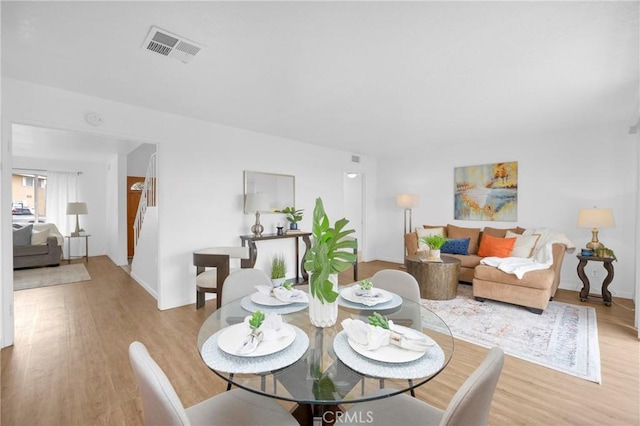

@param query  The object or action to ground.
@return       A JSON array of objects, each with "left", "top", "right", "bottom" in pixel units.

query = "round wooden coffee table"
[{"left": 405, "top": 255, "right": 461, "bottom": 300}]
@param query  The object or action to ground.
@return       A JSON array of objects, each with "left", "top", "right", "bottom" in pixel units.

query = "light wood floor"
[{"left": 2, "top": 256, "right": 638, "bottom": 425}]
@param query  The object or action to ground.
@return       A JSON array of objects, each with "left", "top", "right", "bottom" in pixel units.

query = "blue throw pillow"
[{"left": 441, "top": 237, "right": 470, "bottom": 255}]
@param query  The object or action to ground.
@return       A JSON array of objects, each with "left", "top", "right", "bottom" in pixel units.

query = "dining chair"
[
  {"left": 342, "top": 347, "right": 505, "bottom": 426},
  {"left": 193, "top": 246, "right": 250, "bottom": 309},
  {"left": 128, "top": 341, "right": 298, "bottom": 426},
  {"left": 221, "top": 268, "right": 272, "bottom": 306},
  {"left": 368, "top": 269, "right": 423, "bottom": 396}
]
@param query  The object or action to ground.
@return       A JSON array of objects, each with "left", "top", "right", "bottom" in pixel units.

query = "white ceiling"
[{"left": 2, "top": 1, "right": 639, "bottom": 159}]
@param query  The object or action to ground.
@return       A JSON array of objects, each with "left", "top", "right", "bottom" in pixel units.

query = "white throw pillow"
[
  {"left": 31, "top": 228, "right": 50, "bottom": 245},
  {"left": 506, "top": 231, "right": 540, "bottom": 258},
  {"left": 416, "top": 227, "right": 444, "bottom": 252}
]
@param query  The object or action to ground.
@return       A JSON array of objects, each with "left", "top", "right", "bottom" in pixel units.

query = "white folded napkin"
[
  {"left": 341, "top": 318, "right": 435, "bottom": 352},
  {"left": 350, "top": 285, "right": 387, "bottom": 306},
  {"left": 255, "top": 285, "right": 309, "bottom": 303},
  {"left": 237, "top": 313, "right": 292, "bottom": 355}
]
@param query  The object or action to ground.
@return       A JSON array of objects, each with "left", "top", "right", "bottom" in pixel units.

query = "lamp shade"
[
  {"left": 396, "top": 194, "right": 419, "bottom": 208},
  {"left": 577, "top": 208, "right": 615, "bottom": 228},
  {"left": 244, "top": 193, "right": 270, "bottom": 213},
  {"left": 66, "top": 202, "right": 88, "bottom": 215}
]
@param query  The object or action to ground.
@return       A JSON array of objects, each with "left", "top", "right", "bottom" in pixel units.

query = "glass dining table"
[{"left": 196, "top": 285, "right": 454, "bottom": 425}]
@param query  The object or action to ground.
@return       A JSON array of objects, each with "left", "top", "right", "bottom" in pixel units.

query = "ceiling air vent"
[{"left": 142, "top": 26, "right": 202, "bottom": 63}]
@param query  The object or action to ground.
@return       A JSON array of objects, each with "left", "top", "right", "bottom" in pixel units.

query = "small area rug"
[
  {"left": 14, "top": 264, "right": 91, "bottom": 291},
  {"left": 421, "top": 285, "right": 601, "bottom": 383}
]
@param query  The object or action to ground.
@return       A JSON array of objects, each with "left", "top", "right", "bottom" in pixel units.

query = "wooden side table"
[
  {"left": 405, "top": 255, "right": 460, "bottom": 300},
  {"left": 576, "top": 255, "right": 615, "bottom": 306}
]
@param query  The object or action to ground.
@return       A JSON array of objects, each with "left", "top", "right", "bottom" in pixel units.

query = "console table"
[
  {"left": 577, "top": 255, "right": 615, "bottom": 306},
  {"left": 239, "top": 232, "right": 312, "bottom": 283}
]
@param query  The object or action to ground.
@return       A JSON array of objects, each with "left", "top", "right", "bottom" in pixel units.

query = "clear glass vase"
[{"left": 308, "top": 273, "right": 338, "bottom": 327}]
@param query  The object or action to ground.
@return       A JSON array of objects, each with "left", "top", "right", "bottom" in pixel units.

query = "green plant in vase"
[
  {"left": 421, "top": 234, "right": 448, "bottom": 260},
  {"left": 304, "top": 197, "right": 357, "bottom": 326},
  {"left": 270, "top": 254, "right": 287, "bottom": 286},
  {"left": 278, "top": 206, "right": 304, "bottom": 230}
]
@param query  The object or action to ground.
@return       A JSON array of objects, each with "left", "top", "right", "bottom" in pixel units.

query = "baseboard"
[{"left": 130, "top": 271, "right": 158, "bottom": 300}]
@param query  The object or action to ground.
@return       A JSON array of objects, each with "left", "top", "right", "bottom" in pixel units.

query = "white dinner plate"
[
  {"left": 217, "top": 323, "right": 296, "bottom": 357},
  {"left": 347, "top": 325, "right": 429, "bottom": 363},
  {"left": 251, "top": 291, "right": 301, "bottom": 306},
  {"left": 340, "top": 286, "right": 394, "bottom": 306}
]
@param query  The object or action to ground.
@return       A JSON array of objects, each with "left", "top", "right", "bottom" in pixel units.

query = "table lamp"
[
  {"left": 66, "top": 202, "right": 88, "bottom": 237},
  {"left": 577, "top": 208, "right": 615, "bottom": 251},
  {"left": 396, "top": 194, "right": 419, "bottom": 235},
  {"left": 245, "top": 193, "right": 270, "bottom": 237}
]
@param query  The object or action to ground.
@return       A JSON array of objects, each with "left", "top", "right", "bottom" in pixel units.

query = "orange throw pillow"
[{"left": 477, "top": 234, "right": 516, "bottom": 258}]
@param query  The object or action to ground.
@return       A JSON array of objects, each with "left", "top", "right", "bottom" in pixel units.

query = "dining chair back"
[
  {"left": 129, "top": 341, "right": 299, "bottom": 426},
  {"left": 342, "top": 347, "right": 505, "bottom": 425},
  {"left": 194, "top": 246, "right": 250, "bottom": 309},
  {"left": 221, "top": 268, "right": 272, "bottom": 306},
  {"left": 370, "top": 269, "right": 420, "bottom": 301}
]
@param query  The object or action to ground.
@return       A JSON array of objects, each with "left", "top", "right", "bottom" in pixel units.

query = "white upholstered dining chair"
[
  {"left": 220, "top": 268, "right": 272, "bottom": 306},
  {"left": 128, "top": 341, "right": 298, "bottom": 426},
  {"left": 342, "top": 347, "right": 505, "bottom": 426}
]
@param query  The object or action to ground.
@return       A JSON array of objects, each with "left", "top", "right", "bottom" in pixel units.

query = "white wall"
[
  {"left": 127, "top": 143, "right": 156, "bottom": 177},
  {"left": 1, "top": 78, "right": 378, "bottom": 316},
  {"left": 376, "top": 127, "right": 638, "bottom": 299}
]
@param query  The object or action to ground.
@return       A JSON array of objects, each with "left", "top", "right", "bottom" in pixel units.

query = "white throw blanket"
[{"left": 480, "top": 228, "right": 575, "bottom": 279}]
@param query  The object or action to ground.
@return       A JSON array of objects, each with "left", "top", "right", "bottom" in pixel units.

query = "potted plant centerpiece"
[
  {"left": 304, "top": 197, "right": 357, "bottom": 327},
  {"left": 278, "top": 206, "right": 304, "bottom": 230},
  {"left": 421, "top": 234, "right": 448, "bottom": 261},
  {"left": 270, "top": 254, "right": 287, "bottom": 287}
]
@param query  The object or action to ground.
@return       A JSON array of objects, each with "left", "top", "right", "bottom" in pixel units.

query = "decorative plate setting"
[
  {"left": 217, "top": 322, "right": 296, "bottom": 357},
  {"left": 338, "top": 286, "right": 402, "bottom": 310}
]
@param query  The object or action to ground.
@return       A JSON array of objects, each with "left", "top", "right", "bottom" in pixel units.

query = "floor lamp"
[{"left": 396, "top": 194, "right": 419, "bottom": 235}]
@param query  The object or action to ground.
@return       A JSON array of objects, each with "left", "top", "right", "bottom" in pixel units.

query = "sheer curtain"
[{"left": 46, "top": 171, "right": 78, "bottom": 236}]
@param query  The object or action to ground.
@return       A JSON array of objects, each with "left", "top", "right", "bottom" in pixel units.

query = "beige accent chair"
[
  {"left": 193, "top": 246, "right": 250, "bottom": 309},
  {"left": 473, "top": 243, "right": 566, "bottom": 314},
  {"left": 128, "top": 341, "right": 298, "bottom": 426},
  {"left": 342, "top": 347, "right": 504, "bottom": 425}
]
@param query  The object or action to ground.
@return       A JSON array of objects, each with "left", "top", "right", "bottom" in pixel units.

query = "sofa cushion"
[
  {"left": 446, "top": 253, "right": 483, "bottom": 269},
  {"left": 506, "top": 231, "right": 540, "bottom": 258},
  {"left": 447, "top": 224, "right": 481, "bottom": 254},
  {"left": 31, "top": 228, "right": 51, "bottom": 245},
  {"left": 422, "top": 225, "right": 448, "bottom": 238},
  {"left": 416, "top": 227, "right": 444, "bottom": 251},
  {"left": 474, "top": 264, "right": 555, "bottom": 289},
  {"left": 13, "top": 225, "right": 33, "bottom": 246},
  {"left": 14, "top": 243, "right": 49, "bottom": 256},
  {"left": 477, "top": 234, "right": 516, "bottom": 257},
  {"left": 441, "top": 238, "right": 470, "bottom": 255}
]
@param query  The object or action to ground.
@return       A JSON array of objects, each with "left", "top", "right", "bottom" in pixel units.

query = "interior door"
[{"left": 127, "top": 176, "right": 144, "bottom": 258}]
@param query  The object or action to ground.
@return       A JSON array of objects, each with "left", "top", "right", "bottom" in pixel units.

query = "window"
[{"left": 13, "top": 173, "right": 47, "bottom": 224}]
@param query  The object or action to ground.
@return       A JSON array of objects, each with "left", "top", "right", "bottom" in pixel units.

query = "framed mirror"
[{"left": 243, "top": 171, "right": 295, "bottom": 213}]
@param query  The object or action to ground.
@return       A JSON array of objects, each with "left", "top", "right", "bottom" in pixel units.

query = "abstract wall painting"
[{"left": 454, "top": 161, "right": 518, "bottom": 221}]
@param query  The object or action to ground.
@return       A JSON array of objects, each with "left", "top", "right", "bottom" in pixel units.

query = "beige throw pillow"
[
  {"left": 416, "top": 227, "right": 444, "bottom": 252},
  {"left": 31, "top": 228, "right": 50, "bottom": 245},
  {"left": 506, "top": 231, "right": 540, "bottom": 258}
]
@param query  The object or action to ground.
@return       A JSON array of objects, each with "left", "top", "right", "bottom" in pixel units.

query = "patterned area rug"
[
  {"left": 14, "top": 264, "right": 91, "bottom": 291},
  {"left": 421, "top": 284, "right": 601, "bottom": 383}
]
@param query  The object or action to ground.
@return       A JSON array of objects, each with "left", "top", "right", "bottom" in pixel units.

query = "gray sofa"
[{"left": 13, "top": 223, "right": 63, "bottom": 269}]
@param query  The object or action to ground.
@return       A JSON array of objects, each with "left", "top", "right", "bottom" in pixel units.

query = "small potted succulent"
[
  {"left": 278, "top": 206, "right": 304, "bottom": 230},
  {"left": 421, "top": 235, "right": 448, "bottom": 260},
  {"left": 270, "top": 254, "right": 287, "bottom": 287},
  {"left": 355, "top": 279, "right": 373, "bottom": 297}
]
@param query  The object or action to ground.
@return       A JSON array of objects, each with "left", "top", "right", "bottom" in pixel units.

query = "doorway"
[{"left": 344, "top": 172, "right": 365, "bottom": 261}]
